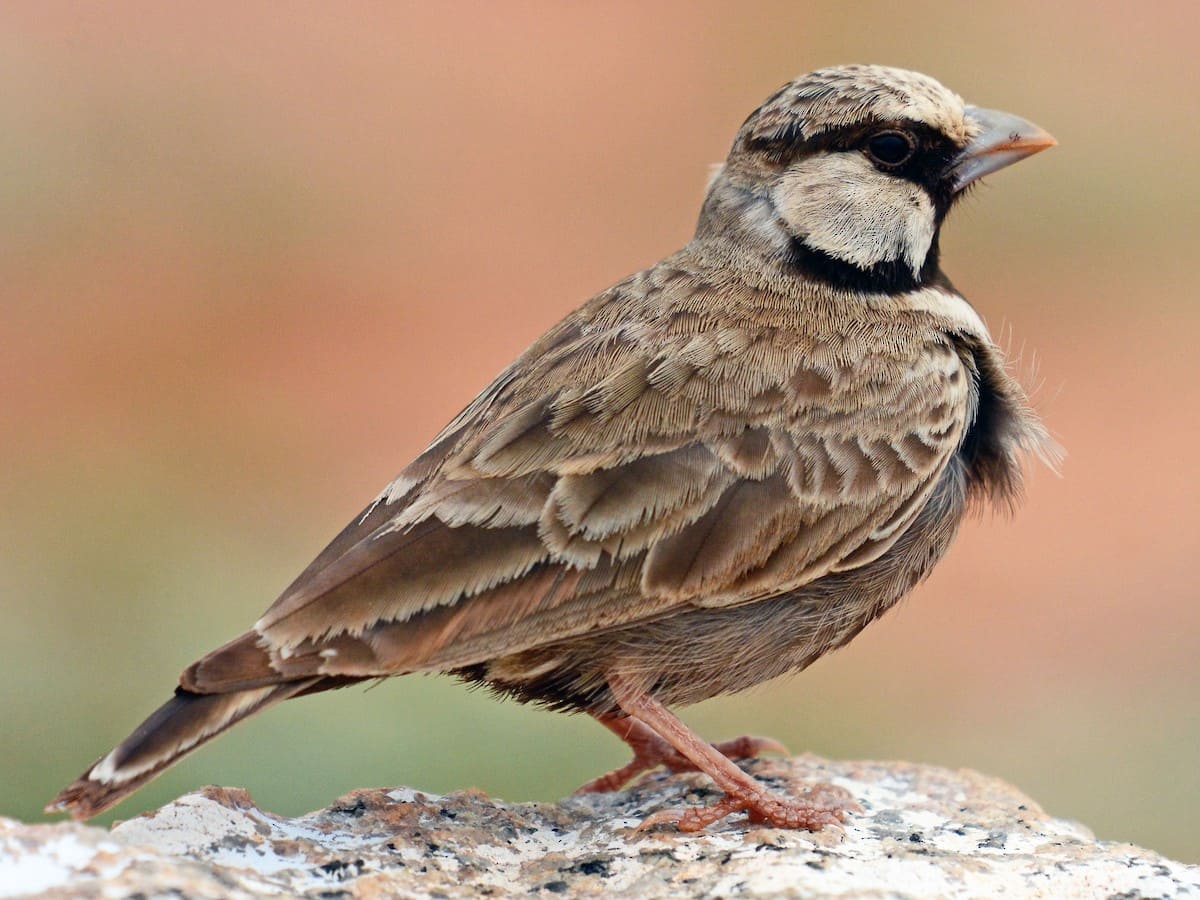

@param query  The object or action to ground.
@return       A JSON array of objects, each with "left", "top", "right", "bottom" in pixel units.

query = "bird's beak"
[{"left": 951, "top": 106, "right": 1056, "bottom": 192}]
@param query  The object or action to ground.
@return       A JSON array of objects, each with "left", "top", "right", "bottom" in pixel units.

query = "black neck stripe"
[{"left": 786, "top": 234, "right": 942, "bottom": 294}]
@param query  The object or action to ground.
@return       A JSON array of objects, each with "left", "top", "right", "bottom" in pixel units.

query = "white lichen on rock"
[{"left": 3, "top": 756, "right": 1197, "bottom": 898}]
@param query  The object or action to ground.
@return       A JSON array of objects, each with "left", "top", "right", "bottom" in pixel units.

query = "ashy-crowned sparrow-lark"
[{"left": 51, "top": 64, "right": 1056, "bottom": 831}]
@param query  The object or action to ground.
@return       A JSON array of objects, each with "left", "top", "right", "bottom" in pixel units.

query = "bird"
[{"left": 49, "top": 64, "right": 1056, "bottom": 832}]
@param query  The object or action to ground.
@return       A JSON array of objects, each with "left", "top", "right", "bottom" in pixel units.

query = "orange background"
[{"left": 2, "top": 2, "right": 1197, "bottom": 862}]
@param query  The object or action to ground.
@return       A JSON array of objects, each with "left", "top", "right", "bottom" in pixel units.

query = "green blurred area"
[{"left": 2, "top": 1, "right": 1198, "bottom": 863}]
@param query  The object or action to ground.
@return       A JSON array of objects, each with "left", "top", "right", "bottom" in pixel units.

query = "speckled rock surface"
[{"left": 3, "top": 756, "right": 1197, "bottom": 898}]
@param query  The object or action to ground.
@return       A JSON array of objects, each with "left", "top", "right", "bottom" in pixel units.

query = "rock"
[{"left": 3, "top": 756, "right": 1197, "bottom": 898}]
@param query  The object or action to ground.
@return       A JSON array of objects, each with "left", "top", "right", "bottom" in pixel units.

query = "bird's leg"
[
  {"left": 604, "top": 672, "right": 853, "bottom": 832},
  {"left": 575, "top": 714, "right": 787, "bottom": 795}
]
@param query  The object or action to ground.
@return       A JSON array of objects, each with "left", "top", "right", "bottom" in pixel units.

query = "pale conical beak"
[{"left": 951, "top": 106, "right": 1057, "bottom": 192}]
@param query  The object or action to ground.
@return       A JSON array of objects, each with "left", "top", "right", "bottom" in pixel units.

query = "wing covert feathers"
[{"left": 249, "top": 270, "right": 978, "bottom": 671}]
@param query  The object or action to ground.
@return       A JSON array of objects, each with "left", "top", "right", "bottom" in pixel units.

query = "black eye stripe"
[
  {"left": 742, "top": 119, "right": 962, "bottom": 218},
  {"left": 746, "top": 120, "right": 958, "bottom": 163}
]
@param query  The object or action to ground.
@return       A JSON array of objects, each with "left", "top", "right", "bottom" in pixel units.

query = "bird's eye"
[{"left": 866, "top": 131, "right": 915, "bottom": 167}]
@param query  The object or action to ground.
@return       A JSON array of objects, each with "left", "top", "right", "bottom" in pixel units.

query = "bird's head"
[{"left": 700, "top": 65, "right": 1056, "bottom": 293}]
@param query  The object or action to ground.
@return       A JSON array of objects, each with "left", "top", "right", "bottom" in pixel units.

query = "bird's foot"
[
  {"left": 595, "top": 673, "right": 858, "bottom": 832},
  {"left": 638, "top": 782, "right": 855, "bottom": 833},
  {"left": 574, "top": 716, "right": 786, "bottom": 794}
]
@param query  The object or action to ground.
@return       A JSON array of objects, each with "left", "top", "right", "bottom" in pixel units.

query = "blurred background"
[{"left": 3, "top": 0, "right": 1197, "bottom": 863}]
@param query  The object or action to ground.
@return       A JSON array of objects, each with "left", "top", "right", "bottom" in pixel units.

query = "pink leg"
[
  {"left": 605, "top": 672, "right": 853, "bottom": 832},
  {"left": 575, "top": 714, "right": 787, "bottom": 795}
]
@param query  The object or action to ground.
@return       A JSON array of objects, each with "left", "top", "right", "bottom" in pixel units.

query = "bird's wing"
[{"left": 185, "top": 270, "right": 971, "bottom": 691}]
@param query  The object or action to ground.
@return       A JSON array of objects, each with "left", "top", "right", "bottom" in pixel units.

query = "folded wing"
[{"left": 190, "top": 278, "right": 971, "bottom": 693}]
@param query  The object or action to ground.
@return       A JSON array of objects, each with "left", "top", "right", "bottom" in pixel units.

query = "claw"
[
  {"left": 709, "top": 734, "right": 789, "bottom": 761},
  {"left": 634, "top": 807, "right": 690, "bottom": 831}
]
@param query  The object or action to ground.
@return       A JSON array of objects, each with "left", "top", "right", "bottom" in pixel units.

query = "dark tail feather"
[{"left": 46, "top": 680, "right": 317, "bottom": 820}]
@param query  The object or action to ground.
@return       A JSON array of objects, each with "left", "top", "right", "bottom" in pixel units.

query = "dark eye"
[{"left": 866, "top": 130, "right": 915, "bottom": 167}]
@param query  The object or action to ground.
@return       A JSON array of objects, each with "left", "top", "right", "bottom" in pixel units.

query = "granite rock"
[{"left": 3, "top": 756, "right": 1197, "bottom": 898}]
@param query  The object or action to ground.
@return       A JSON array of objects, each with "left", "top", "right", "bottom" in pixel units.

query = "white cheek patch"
[{"left": 773, "top": 153, "right": 937, "bottom": 275}]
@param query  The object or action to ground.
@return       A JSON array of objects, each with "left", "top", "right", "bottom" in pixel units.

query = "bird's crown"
[{"left": 738, "top": 64, "right": 976, "bottom": 149}]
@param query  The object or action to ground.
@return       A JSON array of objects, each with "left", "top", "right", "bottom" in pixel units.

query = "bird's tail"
[{"left": 45, "top": 680, "right": 316, "bottom": 820}]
